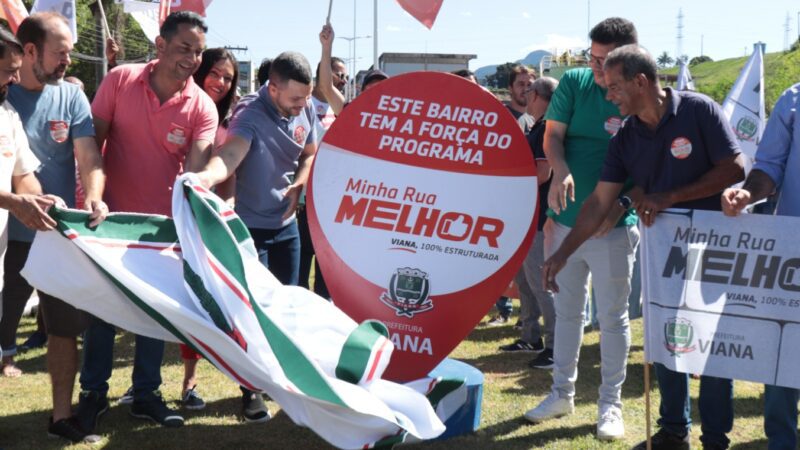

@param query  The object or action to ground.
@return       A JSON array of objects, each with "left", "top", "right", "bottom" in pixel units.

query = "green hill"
[{"left": 664, "top": 47, "right": 800, "bottom": 115}]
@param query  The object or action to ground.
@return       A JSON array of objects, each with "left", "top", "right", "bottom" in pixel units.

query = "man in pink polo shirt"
[{"left": 76, "top": 11, "right": 217, "bottom": 432}]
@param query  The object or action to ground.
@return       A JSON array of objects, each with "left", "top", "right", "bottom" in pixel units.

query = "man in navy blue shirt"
[{"left": 540, "top": 45, "right": 744, "bottom": 449}]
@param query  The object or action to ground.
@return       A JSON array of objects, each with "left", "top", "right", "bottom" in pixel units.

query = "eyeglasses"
[{"left": 587, "top": 48, "right": 606, "bottom": 67}]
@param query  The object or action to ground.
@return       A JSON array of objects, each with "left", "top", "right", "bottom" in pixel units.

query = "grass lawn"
[{"left": 0, "top": 308, "right": 771, "bottom": 449}]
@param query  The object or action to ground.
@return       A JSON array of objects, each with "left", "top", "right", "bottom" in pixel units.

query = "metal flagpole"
[
  {"left": 96, "top": 0, "right": 112, "bottom": 38},
  {"left": 645, "top": 362, "right": 652, "bottom": 450},
  {"left": 373, "top": 0, "right": 378, "bottom": 69}
]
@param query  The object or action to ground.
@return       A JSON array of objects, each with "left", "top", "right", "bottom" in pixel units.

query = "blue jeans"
[
  {"left": 654, "top": 363, "right": 733, "bottom": 448},
  {"left": 249, "top": 221, "right": 301, "bottom": 286},
  {"left": 764, "top": 384, "right": 799, "bottom": 450},
  {"left": 495, "top": 297, "right": 512, "bottom": 319},
  {"left": 80, "top": 317, "right": 164, "bottom": 400}
]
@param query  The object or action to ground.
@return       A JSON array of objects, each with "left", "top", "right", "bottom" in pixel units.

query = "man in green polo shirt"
[{"left": 523, "top": 17, "right": 638, "bottom": 442}]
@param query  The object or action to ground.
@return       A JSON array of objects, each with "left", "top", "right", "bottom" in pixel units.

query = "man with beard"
[
  {"left": 524, "top": 18, "right": 639, "bottom": 442},
  {"left": 507, "top": 65, "right": 536, "bottom": 133},
  {"left": 1, "top": 13, "right": 107, "bottom": 443},
  {"left": 0, "top": 26, "right": 63, "bottom": 370},
  {"left": 76, "top": 11, "right": 217, "bottom": 431},
  {"left": 195, "top": 51, "right": 317, "bottom": 288}
]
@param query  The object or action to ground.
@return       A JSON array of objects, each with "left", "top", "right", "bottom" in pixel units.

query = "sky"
[{"left": 203, "top": 0, "right": 800, "bottom": 75}]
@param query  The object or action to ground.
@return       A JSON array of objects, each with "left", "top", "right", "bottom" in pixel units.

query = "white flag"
[
  {"left": 31, "top": 0, "right": 77, "bottom": 43},
  {"left": 116, "top": 0, "right": 160, "bottom": 42},
  {"left": 21, "top": 174, "right": 450, "bottom": 449},
  {"left": 721, "top": 45, "right": 765, "bottom": 174},
  {"left": 676, "top": 60, "right": 694, "bottom": 91}
]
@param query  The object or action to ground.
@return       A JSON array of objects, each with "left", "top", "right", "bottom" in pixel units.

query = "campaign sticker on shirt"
[
  {"left": 49, "top": 120, "right": 69, "bottom": 144},
  {"left": 0, "top": 135, "right": 12, "bottom": 158},
  {"left": 167, "top": 124, "right": 187, "bottom": 146},
  {"left": 308, "top": 72, "right": 538, "bottom": 381},
  {"left": 293, "top": 125, "right": 307, "bottom": 145},
  {"left": 604, "top": 116, "right": 622, "bottom": 135},
  {"left": 671, "top": 136, "right": 693, "bottom": 159}
]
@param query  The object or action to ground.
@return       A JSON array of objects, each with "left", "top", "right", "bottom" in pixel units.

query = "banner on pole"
[
  {"left": 31, "top": 0, "right": 77, "bottom": 43},
  {"left": 721, "top": 45, "right": 765, "bottom": 174},
  {"left": 676, "top": 60, "right": 694, "bottom": 91},
  {"left": 395, "top": 0, "right": 443, "bottom": 29},
  {"left": 642, "top": 209, "right": 800, "bottom": 388},
  {"left": 0, "top": 0, "right": 28, "bottom": 33},
  {"left": 308, "top": 72, "right": 538, "bottom": 381}
]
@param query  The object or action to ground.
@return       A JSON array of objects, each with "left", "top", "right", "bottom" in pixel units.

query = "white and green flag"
[
  {"left": 22, "top": 174, "right": 453, "bottom": 449},
  {"left": 721, "top": 44, "right": 765, "bottom": 175}
]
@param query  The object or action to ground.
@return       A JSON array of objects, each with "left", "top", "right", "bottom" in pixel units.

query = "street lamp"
[{"left": 338, "top": 35, "right": 372, "bottom": 100}]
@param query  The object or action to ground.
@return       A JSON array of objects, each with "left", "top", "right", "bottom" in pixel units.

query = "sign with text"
[
  {"left": 308, "top": 72, "right": 538, "bottom": 381},
  {"left": 642, "top": 209, "right": 800, "bottom": 387}
]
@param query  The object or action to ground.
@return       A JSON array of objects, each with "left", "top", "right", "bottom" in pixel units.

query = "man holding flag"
[
  {"left": 77, "top": 10, "right": 216, "bottom": 431},
  {"left": 3, "top": 11, "right": 107, "bottom": 443},
  {"left": 722, "top": 81, "right": 800, "bottom": 450}
]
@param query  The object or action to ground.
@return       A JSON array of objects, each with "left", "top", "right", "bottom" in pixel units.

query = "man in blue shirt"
[
  {"left": 197, "top": 51, "right": 317, "bottom": 286},
  {"left": 2, "top": 12, "right": 107, "bottom": 444},
  {"left": 722, "top": 82, "right": 800, "bottom": 450},
  {"left": 541, "top": 45, "right": 744, "bottom": 449}
]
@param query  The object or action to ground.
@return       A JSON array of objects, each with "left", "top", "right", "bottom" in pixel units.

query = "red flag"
[
  {"left": 159, "top": 0, "right": 212, "bottom": 24},
  {"left": 395, "top": 0, "right": 443, "bottom": 29},
  {"left": 0, "top": 0, "right": 29, "bottom": 33},
  {"left": 158, "top": 0, "right": 170, "bottom": 25}
]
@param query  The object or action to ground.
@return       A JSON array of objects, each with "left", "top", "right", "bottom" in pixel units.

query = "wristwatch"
[{"left": 618, "top": 195, "right": 632, "bottom": 210}]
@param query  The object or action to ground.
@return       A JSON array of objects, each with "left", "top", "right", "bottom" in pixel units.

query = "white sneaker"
[
  {"left": 523, "top": 392, "right": 574, "bottom": 423},
  {"left": 597, "top": 404, "right": 624, "bottom": 440}
]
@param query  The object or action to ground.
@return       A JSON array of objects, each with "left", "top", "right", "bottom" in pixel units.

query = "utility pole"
[
  {"left": 587, "top": 0, "right": 591, "bottom": 46},
  {"left": 700, "top": 34, "right": 704, "bottom": 57},
  {"left": 784, "top": 12, "right": 791, "bottom": 51},
  {"left": 676, "top": 8, "right": 684, "bottom": 64}
]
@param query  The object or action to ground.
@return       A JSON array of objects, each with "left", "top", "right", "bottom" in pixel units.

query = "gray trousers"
[
  {"left": 516, "top": 231, "right": 555, "bottom": 348},
  {"left": 544, "top": 218, "right": 639, "bottom": 409}
]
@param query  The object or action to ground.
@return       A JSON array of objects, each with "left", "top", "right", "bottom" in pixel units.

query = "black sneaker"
[
  {"left": 499, "top": 339, "right": 544, "bottom": 353},
  {"left": 632, "top": 428, "right": 691, "bottom": 450},
  {"left": 528, "top": 348, "right": 554, "bottom": 369},
  {"left": 241, "top": 388, "right": 271, "bottom": 423},
  {"left": 130, "top": 390, "right": 184, "bottom": 428},
  {"left": 48, "top": 416, "right": 101, "bottom": 444},
  {"left": 181, "top": 385, "right": 206, "bottom": 410},
  {"left": 19, "top": 330, "right": 47, "bottom": 351},
  {"left": 75, "top": 390, "right": 109, "bottom": 433},
  {"left": 118, "top": 386, "right": 134, "bottom": 405}
]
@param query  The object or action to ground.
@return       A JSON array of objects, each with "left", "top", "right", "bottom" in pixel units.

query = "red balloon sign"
[{"left": 308, "top": 72, "right": 538, "bottom": 381}]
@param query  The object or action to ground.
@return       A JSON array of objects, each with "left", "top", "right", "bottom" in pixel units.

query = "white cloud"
[
  {"left": 521, "top": 33, "right": 586, "bottom": 54},
  {"left": 386, "top": 25, "right": 402, "bottom": 32},
  {"left": 522, "top": 11, "right": 530, "bottom": 19}
]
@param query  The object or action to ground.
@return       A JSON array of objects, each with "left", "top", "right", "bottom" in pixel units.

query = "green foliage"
[
  {"left": 0, "top": 313, "right": 771, "bottom": 449},
  {"left": 689, "top": 55, "right": 713, "bottom": 66},
  {"left": 663, "top": 47, "right": 800, "bottom": 115},
  {"left": 656, "top": 51, "right": 674, "bottom": 68},
  {"left": 484, "top": 62, "right": 535, "bottom": 89},
  {"left": 0, "top": 1, "right": 154, "bottom": 98}
]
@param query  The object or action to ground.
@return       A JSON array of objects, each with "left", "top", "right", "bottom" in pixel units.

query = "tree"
[
  {"left": 689, "top": 55, "right": 713, "bottom": 66},
  {"left": 656, "top": 51, "right": 674, "bottom": 68},
  {"left": 484, "top": 62, "right": 535, "bottom": 89}
]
